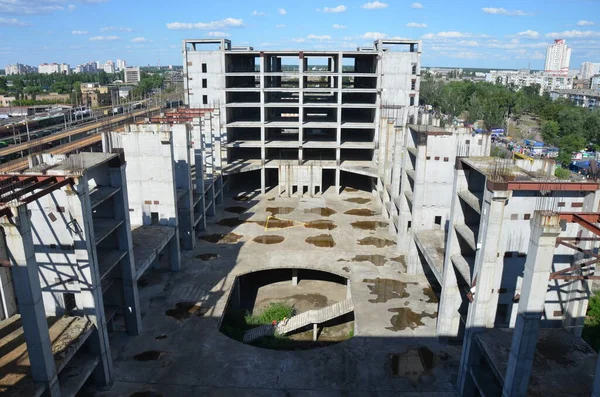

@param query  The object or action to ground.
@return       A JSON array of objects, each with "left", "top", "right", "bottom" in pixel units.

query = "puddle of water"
[
  {"left": 390, "top": 347, "right": 437, "bottom": 386},
  {"left": 404, "top": 301, "right": 410, "bottom": 306},
  {"left": 130, "top": 392, "right": 163, "bottom": 397},
  {"left": 358, "top": 237, "right": 396, "bottom": 248},
  {"left": 199, "top": 233, "right": 243, "bottom": 244},
  {"left": 306, "top": 234, "right": 336, "bottom": 248},
  {"left": 165, "top": 302, "right": 208, "bottom": 320},
  {"left": 304, "top": 220, "right": 337, "bottom": 230},
  {"left": 351, "top": 254, "right": 387, "bottom": 266},
  {"left": 350, "top": 221, "right": 388, "bottom": 230},
  {"left": 344, "top": 187, "right": 359, "bottom": 192},
  {"left": 344, "top": 209, "right": 376, "bottom": 217},
  {"left": 304, "top": 207, "right": 337, "bottom": 217},
  {"left": 390, "top": 255, "right": 406, "bottom": 264},
  {"left": 225, "top": 206, "right": 247, "bottom": 214},
  {"left": 233, "top": 195, "right": 251, "bottom": 202},
  {"left": 267, "top": 197, "right": 276, "bottom": 201},
  {"left": 266, "top": 207, "right": 294, "bottom": 216},
  {"left": 133, "top": 351, "right": 167, "bottom": 361},
  {"left": 344, "top": 197, "right": 371, "bottom": 204},
  {"left": 386, "top": 308, "right": 437, "bottom": 331},
  {"left": 254, "top": 217, "right": 295, "bottom": 229},
  {"left": 217, "top": 218, "right": 246, "bottom": 227},
  {"left": 196, "top": 253, "right": 219, "bottom": 261},
  {"left": 363, "top": 278, "right": 417, "bottom": 303},
  {"left": 422, "top": 287, "right": 439, "bottom": 303},
  {"left": 342, "top": 267, "right": 350, "bottom": 272},
  {"left": 253, "top": 235, "right": 285, "bottom": 244}
]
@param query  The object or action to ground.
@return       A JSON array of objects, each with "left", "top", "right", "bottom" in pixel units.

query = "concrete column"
[
  {"left": 168, "top": 234, "right": 181, "bottom": 273},
  {"left": 313, "top": 323, "right": 318, "bottom": 341},
  {"left": 335, "top": 168, "right": 340, "bottom": 194},
  {"left": 260, "top": 168, "right": 266, "bottom": 195},
  {"left": 2, "top": 205, "right": 60, "bottom": 396},
  {"left": 502, "top": 211, "right": 561, "bottom": 397},
  {"left": 67, "top": 179, "right": 113, "bottom": 388},
  {"left": 458, "top": 191, "right": 509, "bottom": 395},
  {"left": 292, "top": 269, "right": 298, "bottom": 286},
  {"left": 347, "top": 279, "right": 352, "bottom": 299},
  {"left": 437, "top": 258, "right": 461, "bottom": 340},
  {"left": 111, "top": 165, "right": 142, "bottom": 335}
]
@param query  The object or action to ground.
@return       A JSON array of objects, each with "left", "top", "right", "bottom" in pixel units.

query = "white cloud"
[
  {"left": 72, "top": 30, "right": 89, "bottom": 35},
  {"left": 482, "top": 7, "right": 529, "bottom": 16},
  {"left": 276, "top": 24, "right": 286, "bottom": 28},
  {"left": 333, "top": 24, "right": 346, "bottom": 29},
  {"left": 458, "top": 40, "right": 479, "bottom": 46},
  {"left": 411, "top": 2, "right": 423, "bottom": 8},
  {"left": 546, "top": 30, "right": 600, "bottom": 38},
  {"left": 207, "top": 31, "right": 230, "bottom": 37},
  {"left": 252, "top": 10, "right": 266, "bottom": 16},
  {"left": 166, "top": 18, "right": 244, "bottom": 30},
  {"left": 517, "top": 30, "right": 539, "bottom": 39},
  {"left": 307, "top": 34, "right": 332, "bottom": 41},
  {"left": 361, "top": 1, "right": 388, "bottom": 9},
  {"left": 292, "top": 38, "right": 306, "bottom": 43},
  {"left": 89, "top": 35, "right": 119, "bottom": 41},
  {"left": 0, "top": 1, "right": 62, "bottom": 15},
  {"left": 577, "top": 20, "right": 595, "bottom": 26},
  {"left": 131, "top": 37, "right": 148, "bottom": 42},
  {"left": 68, "top": 4, "right": 76, "bottom": 12},
  {"left": 320, "top": 5, "right": 347, "bottom": 13},
  {"left": 0, "top": 17, "right": 28, "bottom": 26},
  {"left": 406, "top": 22, "right": 427, "bottom": 28},
  {"left": 278, "top": 8, "right": 287, "bottom": 15},
  {"left": 101, "top": 26, "right": 133, "bottom": 32},
  {"left": 362, "top": 32, "right": 387, "bottom": 40}
]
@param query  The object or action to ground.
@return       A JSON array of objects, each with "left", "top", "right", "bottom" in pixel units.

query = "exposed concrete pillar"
[
  {"left": 168, "top": 234, "right": 181, "bottom": 272},
  {"left": 313, "top": 323, "right": 318, "bottom": 341},
  {"left": 347, "top": 279, "right": 352, "bottom": 299},
  {"left": 260, "top": 168, "right": 266, "bottom": 195},
  {"left": 110, "top": 165, "right": 142, "bottom": 335},
  {"left": 335, "top": 168, "right": 340, "bottom": 194},
  {"left": 436, "top": 258, "right": 461, "bottom": 340},
  {"left": 406, "top": 239, "right": 421, "bottom": 275},
  {"left": 502, "top": 211, "right": 561, "bottom": 397},
  {"left": 292, "top": 269, "right": 298, "bottom": 286},
  {"left": 2, "top": 205, "right": 60, "bottom": 396},
  {"left": 67, "top": 179, "right": 114, "bottom": 388},
  {"left": 458, "top": 191, "right": 509, "bottom": 395}
]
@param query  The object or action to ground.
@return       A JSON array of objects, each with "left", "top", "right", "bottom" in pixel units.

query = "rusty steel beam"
[
  {"left": 506, "top": 181, "right": 600, "bottom": 192},
  {"left": 550, "top": 257, "right": 600, "bottom": 279},
  {"left": 0, "top": 176, "right": 37, "bottom": 197},
  {"left": 559, "top": 240, "right": 600, "bottom": 258},
  {"left": 22, "top": 178, "right": 73, "bottom": 205},
  {"left": 0, "top": 177, "right": 56, "bottom": 204},
  {"left": 551, "top": 275, "right": 600, "bottom": 280},
  {"left": 556, "top": 237, "right": 600, "bottom": 243}
]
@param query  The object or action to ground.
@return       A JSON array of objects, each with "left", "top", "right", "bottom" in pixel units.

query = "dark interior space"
[
  {"left": 342, "top": 55, "right": 377, "bottom": 73},
  {"left": 227, "top": 127, "right": 261, "bottom": 142},
  {"left": 265, "top": 168, "right": 279, "bottom": 190},
  {"left": 341, "top": 149, "right": 373, "bottom": 161},
  {"left": 342, "top": 92, "right": 377, "bottom": 104},
  {"left": 304, "top": 107, "right": 337, "bottom": 123},
  {"left": 226, "top": 169, "right": 261, "bottom": 191},
  {"left": 340, "top": 171, "right": 373, "bottom": 192},
  {"left": 304, "top": 128, "right": 336, "bottom": 142},
  {"left": 265, "top": 92, "right": 300, "bottom": 104},
  {"left": 265, "top": 107, "right": 300, "bottom": 123},
  {"left": 304, "top": 148, "right": 336, "bottom": 161},
  {"left": 226, "top": 76, "right": 260, "bottom": 88},
  {"left": 266, "top": 148, "right": 298, "bottom": 160},
  {"left": 227, "top": 107, "right": 261, "bottom": 122},
  {"left": 266, "top": 127, "right": 299, "bottom": 141},
  {"left": 228, "top": 147, "right": 261, "bottom": 161},
  {"left": 225, "top": 54, "right": 260, "bottom": 72},
  {"left": 227, "top": 91, "right": 260, "bottom": 103},
  {"left": 341, "top": 128, "right": 374, "bottom": 142},
  {"left": 322, "top": 169, "right": 335, "bottom": 192},
  {"left": 342, "top": 76, "right": 377, "bottom": 89},
  {"left": 342, "top": 108, "right": 375, "bottom": 123},
  {"left": 304, "top": 92, "right": 338, "bottom": 104}
]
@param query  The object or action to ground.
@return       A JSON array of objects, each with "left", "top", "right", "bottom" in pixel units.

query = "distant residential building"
[
  {"left": 124, "top": 66, "right": 141, "bottom": 84},
  {"left": 544, "top": 39, "right": 571, "bottom": 76},
  {"left": 487, "top": 69, "right": 573, "bottom": 94},
  {"left": 80, "top": 82, "right": 111, "bottom": 107},
  {"left": 117, "top": 59, "right": 127, "bottom": 71},
  {"left": 591, "top": 75, "right": 600, "bottom": 91},
  {"left": 4, "top": 63, "right": 36, "bottom": 75},
  {"left": 74, "top": 62, "right": 98, "bottom": 74},
  {"left": 580, "top": 62, "right": 600, "bottom": 80},
  {"left": 103, "top": 60, "right": 115, "bottom": 74},
  {"left": 0, "top": 95, "right": 17, "bottom": 107},
  {"left": 95, "top": 60, "right": 101, "bottom": 69},
  {"left": 38, "top": 63, "right": 70, "bottom": 75},
  {"left": 573, "top": 78, "right": 590, "bottom": 90},
  {"left": 550, "top": 89, "right": 600, "bottom": 109},
  {"left": 426, "top": 67, "right": 463, "bottom": 80}
]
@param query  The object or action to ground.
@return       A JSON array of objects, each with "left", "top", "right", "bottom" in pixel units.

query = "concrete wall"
[
  {"left": 184, "top": 50, "right": 226, "bottom": 108},
  {"left": 110, "top": 129, "right": 179, "bottom": 227}
]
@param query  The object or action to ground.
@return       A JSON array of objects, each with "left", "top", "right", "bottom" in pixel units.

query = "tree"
[
  {"left": 541, "top": 120, "right": 560, "bottom": 146},
  {"left": 557, "top": 107, "right": 585, "bottom": 136}
]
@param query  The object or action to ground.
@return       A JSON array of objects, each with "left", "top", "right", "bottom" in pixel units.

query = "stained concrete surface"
[{"left": 86, "top": 187, "right": 461, "bottom": 396}]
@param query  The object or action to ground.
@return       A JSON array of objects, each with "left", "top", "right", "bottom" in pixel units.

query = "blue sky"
[{"left": 1, "top": 0, "right": 599, "bottom": 69}]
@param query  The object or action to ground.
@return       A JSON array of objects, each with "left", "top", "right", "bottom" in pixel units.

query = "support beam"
[
  {"left": 2, "top": 205, "right": 60, "bottom": 396},
  {"left": 502, "top": 211, "right": 561, "bottom": 397}
]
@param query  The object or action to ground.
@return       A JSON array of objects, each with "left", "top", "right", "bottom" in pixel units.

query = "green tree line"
[{"left": 420, "top": 77, "right": 600, "bottom": 165}]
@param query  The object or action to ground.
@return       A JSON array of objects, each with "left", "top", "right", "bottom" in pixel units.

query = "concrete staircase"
[{"left": 242, "top": 299, "right": 354, "bottom": 344}]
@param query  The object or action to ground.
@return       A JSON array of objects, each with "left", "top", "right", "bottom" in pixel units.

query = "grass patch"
[
  {"left": 245, "top": 302, "right": 295, "bottom": 326},
  {"left": 583, "top": 292, "right": 600, "bottom": 351}
]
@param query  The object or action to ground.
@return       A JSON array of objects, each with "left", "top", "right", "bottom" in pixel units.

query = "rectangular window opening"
[
  {"left": 434, "top": 216, "right": 442, "bottom": 225},
  {"left": 202, "top": 78, "right": 207, "bottom": 88},
  {"left": 202, "top": 63, "right": 207, "bottom": 73},
  {"left": 151, "top": 212, "right": 159, "bottom": 225},
  {"left": 203, "top": 95, "right": 208, "bottom": 105}
]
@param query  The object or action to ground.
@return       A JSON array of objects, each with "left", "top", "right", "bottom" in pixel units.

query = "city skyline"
[{"left": 0, "top": 0, "right": 599, "bottom": 69}]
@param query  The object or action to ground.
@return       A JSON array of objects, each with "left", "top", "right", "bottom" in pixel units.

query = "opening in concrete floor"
[
  {"left": 340, "top": 171, "right": 374, "bottom": 193},
  {"left": 220, "top": 268, "right": 354, "bottom": 350}
]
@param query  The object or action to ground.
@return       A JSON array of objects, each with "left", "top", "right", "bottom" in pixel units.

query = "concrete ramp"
[{"left": 242, "top": 299, "right": 354, "bottom": 344}]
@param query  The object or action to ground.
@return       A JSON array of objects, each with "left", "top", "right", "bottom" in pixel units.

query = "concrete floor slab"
[{"left": 86, "top": 188, "right": 461, "bottom": 396}]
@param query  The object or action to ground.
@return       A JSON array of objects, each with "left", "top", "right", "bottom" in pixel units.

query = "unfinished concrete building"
[
  {"left": 183, "top": 38, "right": 421, "bottom": 195},
  {"left": 0, "top": 153, "right": 141, "bottom": 396}
]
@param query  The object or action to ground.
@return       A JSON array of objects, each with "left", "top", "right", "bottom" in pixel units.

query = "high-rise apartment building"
[
  {"left": 580, "top": 62, "right": 600, "bottom": 80},
  {"left": 117, "top": 59, "right": 127, "bottom": 71},
  {"left": 182, "top": 38, "right": 421, "bottom": 194},
  {"left": 544, "top": 39, "right": 571, "bottom": 76},
  {"left": 4, "top": 63, "right": 36, "bottom": 75},
  {"left": 104, "top": 60, "right": 116, "bottom": 74},
  {"left": 38, "top": 63, "right": 70, "bottom": 75}
]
